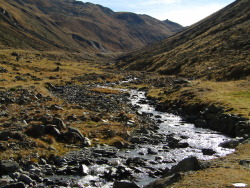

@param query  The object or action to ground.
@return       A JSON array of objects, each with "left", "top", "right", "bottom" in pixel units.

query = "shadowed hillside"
[
  {"left": 117, "top": 0, "right": 250, "bottom": 81},
  {"left": 0, "top": 0, "right": 183, "bottom": 53}
]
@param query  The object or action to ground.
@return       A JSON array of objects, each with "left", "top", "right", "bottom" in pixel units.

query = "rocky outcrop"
[
  {"left": 153, "top": 99, "right": 250, "bottom": 138},
  {"left": 145, "top": 156, "right": 205, "bottom": 188}
]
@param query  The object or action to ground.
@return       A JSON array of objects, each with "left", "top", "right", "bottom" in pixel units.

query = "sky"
[{"left": 80, "top": 0, "right": 235, "bottom": 26}]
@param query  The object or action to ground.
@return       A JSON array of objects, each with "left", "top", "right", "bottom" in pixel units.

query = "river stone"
[
  {"left": 170, "top": 156, "right": 201, "bottom": 173},
  {"left": 79, "top": 164, "right": 89, "bottom": 176},
  {"left": 0, "top": 160, "right": 20, "bottom": 175},
  {"left": 2, "top": 182, "right": 25, "bottom": 188},
  {"left": 219, "top": 140, "right": 239, "bottom": 148},
  {"left": 144, "top": 173, "right": 181, "bottom": 188},
  {"left": 18, "top": 174, "right": 33, "bottom": 185},
  {"left": 202, "top": 149, "right": 216, "bottom": 155},
  {"left": 113, "top": 180, "right": 140, "bottom": 188},
  {"left": 147, "top": 148, "right": 158, "bottom": 155},
  {"left": 0, "top": 176, "right": 13, "bottom": 187},
  {"left": 194, "top": 119, "right": 207, "bottom": 128}
]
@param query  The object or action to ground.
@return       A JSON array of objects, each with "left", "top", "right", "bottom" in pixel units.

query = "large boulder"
[
  {"left": 144, "top": 173, "right": 181, "bottom": 188},
  {"left": 170, "top": 156, "right": 202, "bottom": 174},
  {"left": 113, "top": 180, "right": 140, "bottom": 188},
  {"left": 0, "top": 160, "right": 20, "bottom": 175}
]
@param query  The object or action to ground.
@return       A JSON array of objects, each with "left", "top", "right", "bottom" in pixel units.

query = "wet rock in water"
[
  {"left": 147, "top": 147, "right": 158, "bottom": 155},
  {"left": 144, "top": 173, "right": 181, "bottom": 188},
  {"left": 126, "top": 157, "right": 147, "bottom": 167},
  {"left": 194, "top": 119, "right": 207, "bottom": 128},
  {"left": 178, "top": 142, "right": 189, "bottom": 148},
  {"left": 166, "top": 134, "right": 181, "bottom": 148},
  {"left": 202, "top": 148, "right": 216, "bottom": 156},
  {"left": 219, "top": 139, "right": 239, "bottom": 148},
  {"left": 79, "top": 164, "right": 89, "bottom": 176},
  {"left": 155, "top": 156, "right": 164, "bottom": 162},
  {"left": 0, "top": 160, "right": 20, "bottom": 175},
  {"left": 103, "top": 167, "right": 117, "bottom": 180},
  {"left": 113, "top": 180, "right": 140, "bottom": 188}
]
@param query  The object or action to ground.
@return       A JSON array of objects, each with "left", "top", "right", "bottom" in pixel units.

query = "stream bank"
[
  {"left": 43, "top": 80, "right": 238, "bottom": 187},
  {"left": 0, "top": 76, "right": 249, "bottom": 188}
]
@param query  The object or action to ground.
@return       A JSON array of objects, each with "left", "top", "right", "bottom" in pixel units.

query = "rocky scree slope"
[
  {"left": 0, "top": 0, "right": 183, "bottom": 53},
  {"left": 117, "top": 0, "right": 250, "bottom": 81}
]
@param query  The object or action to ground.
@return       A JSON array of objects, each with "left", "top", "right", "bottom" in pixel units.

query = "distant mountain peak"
[{"left": 0, "top": 0, "right": 183, "bottom": 52}]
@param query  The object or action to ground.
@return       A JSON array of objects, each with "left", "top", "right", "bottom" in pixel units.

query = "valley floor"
[{"left": 0, "top": 49, "right": 249, "bottom": 187}]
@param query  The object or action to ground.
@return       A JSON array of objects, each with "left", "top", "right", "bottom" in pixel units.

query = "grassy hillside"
[
  {"left": 117, "top": 0, "right": 250, "bottom": 81},
  {"left": 0, "top": 0, "right": 183, "bottom": 53}
]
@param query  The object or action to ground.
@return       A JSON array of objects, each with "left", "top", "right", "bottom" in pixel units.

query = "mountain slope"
[
  {"left": 117, "top": 0, "right": 250, "bottom": 80},
  {"left": 0, "top": 0, "right": 183, "bottom": 53}
]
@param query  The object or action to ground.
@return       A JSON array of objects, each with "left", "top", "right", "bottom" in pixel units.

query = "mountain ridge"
[
  {"left": 117, "top": 0, "right": 250, "bottom": 80},
  {"left": 0, "top": 0, "right": 183, "bottom": 53}
]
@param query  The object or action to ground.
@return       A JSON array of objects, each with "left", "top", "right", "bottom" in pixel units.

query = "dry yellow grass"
[
  {"left": 148, "top": 79, "right": 250, "bottom": 119},
  {"left": 171, "top": 143, "right": 250, "bottom": 188},
  {"left": 90, "top": 87, "right": 122, "bottom": 94}
]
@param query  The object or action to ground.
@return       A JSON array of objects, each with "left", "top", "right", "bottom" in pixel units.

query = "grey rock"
[
  {"left": 170, "top": 156, "right": 201, "bottom": 174},
  {"left": 46, "top": 125, "right": 61, "bottom": 137},
  {"left": 202, "top": 149, "right": 216, "bottom": 156},
  {"left": 79, "top": 164, "right": 89, "bottom": 176},
  {"left": 113, "top": 180, "right": 140, "bottom": 188},
  {"left": 0, "top": 176, "right": 13, "bottom": 187},
  {"left": 2, "top": 182, "right": 25, "bottom": 188},
  {"left": 18, "top": 174, "right": 33, "bottom": 185},
  {"left": 39, "top": 158, "right": 47, "bottom": 165},
  {"left": 194, "top": 119, "right": 207, "bottom": 128},
  {"left": 68, "top": 126, "right": 84, "bottom": 140},
  {"left": 147, "top": 148, "right": 158, "bottom": 155},
  {"left": 0, "top": 160, "right": 20, "bottom": 175},
  {"left": 219, "top": 140, "right": 239, "bottom": 148},
  {"left": 52, "top": 118, "right": 66, "bottom": 130},
  {"left": 144, "top": 173, "right": 181, "bottom": 188},
  {"left": 130, "top": 137, "right": 142, "bottom": 144}
]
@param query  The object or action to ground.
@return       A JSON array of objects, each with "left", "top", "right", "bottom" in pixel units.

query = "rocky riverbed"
[{"left": 0, "top": 78, "right": 244, "bottom": 188}]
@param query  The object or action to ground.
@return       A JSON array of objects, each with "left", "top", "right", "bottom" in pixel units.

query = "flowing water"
[{"left": 73, "top": 86, "right": 235, "bottom": 187}]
